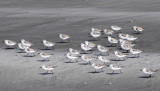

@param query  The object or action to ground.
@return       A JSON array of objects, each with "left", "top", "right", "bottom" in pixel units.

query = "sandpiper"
[
  {"left": 111, "top": 25, "right": 122, "bottom": 32},
  {"left": 85, "top": 41, "right": 97, "bottom": 48},
  {"left": 4, "top": 40, "right": 17, "bottom": 49},
  {"left": 64, "top": 52, "right": 79, "bottom": 62},
  {"left": 91, "top": 28, "right": 102, "bottom": 33},
  {"left": 140, "top": 68, "right": 158, "bottom": 77},
  {"left": 21, "top": 39, "right": 33, "bottom": 47},
  {"left": 108, "top": 36, "right": 118, "bottom": 46},
  {"left": 42, "top": 40, "right": 55, "bottom": 50},
  {"left": 91, "top": 63, "right": 104, "bottom": 72},
  {"left": 39, "top": 52, "right": 54, "bottom": 61},
  {"left": 90, "top": 31, "right": 101, "bottom": 40},
  {"left": 69, "top": 48, "right": 80, "bottom": 55},
  {"left": 133, "top": 26, "right": 144, "bottom": 34},
  {"left": 59, "top": 33, "right": 71, "bottom": 43},
  {"left": 130, "top": 48, "right": 142, "bottom": 57},
  {"left": 126, "top": 35, "right": 137, "bottom": 42},
  {"left": 81, "top": 43, "right": 92, "bottom": 54},
  {"left": 81, "top": 54, "right": 94, "bottom": 64},
  {"left": 103, "top": 29, "right": 114, "bottom": 36},
  {"left": 18, "top": 43, "right": 28, "bottom": 53},
  {"left": 39, "top": 65, "right": 57, "bottom": 74},
  {"left": 119, "top": 33, "right": 128, "bottom": 40},
  {"left": 109, "top": 64, "right": 123, "bottom": 74},
  {"left": 24, "top": 47, "right": 36, "bottom": 57},
  {"left": 114, "top": 51, "right": 127, "bottom": 61},
  {"left": 98, "top": 56, "right": 110, "bottom": 66},
  {"left": 120, "top": 44, "right": 133, "bottom": 53},
  {"left": 97, "top": 44, "right": 109, "bottom": 56}
]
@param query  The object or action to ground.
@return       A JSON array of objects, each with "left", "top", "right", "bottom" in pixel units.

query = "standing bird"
[
  {"left": 81, "top": 54, "right": 94, "bottom": 65},
  {"left": 119, "top": 33, "right": 128, "bottom": 40},
  {"left": 24, "top": 47, "right": 36, "bottom": 57},
  {"left": 85, "top": 41, "right": 97, "bottom": 48},
  {"left": 39, "top": 65, "right": 57, "bottom": 74},
  {"left": 90, "top": 31, "right": 101, "bottom": 40},
  {"left": 21, "top": 39, "right": 33, "bottom": 47},
  {"left": 103, "top": 29, "right": 114, "bottom": 36},
  {"left": 98, "top": 56, "right": 110, "bottom": 66},
  {"left": 81, "top": 43, "right": 92, "bottom": 54},
  {"left": 126, "top": 35, "right": 138, "bottom": 42},
  {"left": 97, "top": 44, "right": 109, "bottom": 56},
  {"left": 59, "top": 34, "right": 71, "bottom": 43},
  {"left": 91, "top": 63, "right": 104, "bottom": 72},
  {"left": 69, "top": 48, "right": 81, "bottom": 55},
  {"left": 109, "top": 64, "right": 123, "bottom": 74},
  {"left": 114, "top": 51, "right": 127, "bottom": 61},
  {"left": 18, "top": 43, "right": 28, "bottom": 53},
  {"left": 140, "top": 68, "right": 158, "bottom": 77},
  {"left": 42, "top": 40, "right": 55, "bottom": 50},
  {"left": 4, "top": 40, "right": 17, "bottom": 49},
  {"left": 111, "top": 25, "right": 122, "bottom": 32},
  {"left": 39, "top": 52, "right": 54, "bottom": 61},
  {"left": 133, "top": 26, "right": 144, "bottom": 34},
  {"left": 64, "top": 52, "right": 79, "bottom": 63},
  {"left": 130, "top": 48, "right": 142, "bottom": 58},
  {"left": 108, "top": 36, "right": 118, "bottom": 47}
]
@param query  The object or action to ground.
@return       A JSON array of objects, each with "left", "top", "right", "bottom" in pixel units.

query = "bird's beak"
[
  {"left": 140, "top": 69, "right": 142, "bottom": 71},
  {"left": 39, "top": 67, "right": 42, "bottom": 69}
]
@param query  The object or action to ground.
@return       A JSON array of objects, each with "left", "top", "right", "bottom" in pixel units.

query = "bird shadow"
[
  {"left": 16, "top": 51, "right": 26, "bottom": 53},
  {"left": 107, "top": 73, "right": 121, "bottom": 75},
  {"left": 23, "top": 55, "right": 35, "bottom": 57},
  {"left": 37, "top": 60, "right": 49, "bottom": 62},
  {"left": 64, "top": 61, "right": 76, "bottom": 63},
  {"left": 39, "top": 73, "right": 54, "bottom": 75},
  {"left": 56, "top": 41, "right": 69, "bottom": 43},
  {"left": 88, "top": 71, "right": 101, "bottom": 74},
  {"left": 105, "top": 45, "right": 116, "bottom": 47},
  {"left": 5, "top": 48, "right": 15, "bottom": 50},
  {"left": 40, "top": 48, "right": 53, "bottom": 50},
  {"left": 111, "top": 59, "right": 124, "bottom": 61},
  {"left": 79, "top": 62, "right": 90, "bottom": 65},
  {"left": 127, "top": 56, "right": 138, "bottom": 58},
  {"left": 139, "top": 76, "right": 152, "bottom": 78}
]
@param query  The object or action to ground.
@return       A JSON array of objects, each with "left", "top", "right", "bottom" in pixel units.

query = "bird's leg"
[
  {"left": 46, "top": 71, "right": 48, "bottom": 73},
  {"left": 120, "top": 70, "right": 122, "bottom": 74},
  {"left": 14, "top": 45, "right": 17, "bottom": 49},
  {"left": 149, "top": 74, "right": 152, "bottom": 77},
  {"left": 123, "top": 58, "right": 125, "bottom": 61},
  {"left": 52, "top": 46, "right": 55, "bottom": 50},
  {"left": 75, "top": 59, "right": 78, "bottom": 62},
  {"left": 51, "top": 70, "right": 53, "bottom": 75},
  {"left": 67, "top": 39, "right": 70, "bottom": 43},
  {"left": 107, "top": 52, "right": 109, "bottom": 56},
  {"left": 68, "top": 59, "right": 72, "bottom": 62},
  {"left": 95, "top": 70, "right": 97, "bottom": 73},
  {"left": 112, "top": 70, "right": 114, "bottom": 73},
  {"left": 101, "top": 68, "right": 104, "bottom": 72}
]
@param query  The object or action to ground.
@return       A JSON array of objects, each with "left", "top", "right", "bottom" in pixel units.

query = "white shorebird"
[
  {"left": 103, "top": 29, "right": 114, "bottom": 36},
  {"left": 91, "top": 28, "right": 102, "bottom": 33},
  {"left": 85, "top": 41, "right": 97, "bottom": 48},
  {"left": 98, "top": 56, "right": 110, "bottom": 66},
  {"left": 81, "top": 54, "right": 94, "bottom": 64},
  {"left": 97, "top": 44, "right": 109, "bottom": 56},
  {"left": 59, "top": 33, "right": 71, "bottom": 43},
  {"left": 110, "top": 64, "right": 123, "bottom": 73},
  {"left": 126, "top": 35, "right": 138, "bottom": 42},
  {"left": 114, "top": 51, "right": 127, "bottom": 61},
  {"left": 91, "top": 63, "right": 104, "bottom": 72},
  {"left": 42, "top": 40, "right": 55, "bottom": 50},
  {"left": 130, "top": 48, "right": 142, "bottom": 57},
  {"left": 133, "top": 26, "right": 144, "bottom": 34},
  {"left": 120, "top": 44, "right": 133, "bottom": 53},
  {"left": 90, "top": 31, "right": 101, "bottom": 40},
  {"left": 4, "top": 40, "right": 17, "bottom": 49},
  {"left": 39, "top": 65, "right": 57, "bottom": 74},
  {"left": 24, "top": 47, "right": 36, "bottom": 56},
  {"left": 21, "top": 39, "right": 33, "bottom": 47},
  {"left": 119, "top": 39, "right": 135, "bottom": 46},
  {"left": 119, "top": 33, "right": 128, "bottom": 40},
  {"left": 69, "top": 48, "right": 80, "bottom": 55},
  {"left": 111, "top": 25, "right": 122, "bottom": 32},
  {"left": 140, "top": 68, "right": 158, "bottom": 77},
  {"left": 64, "top": 52, "right": 79, "bottom": 62},
  {"left": 18, "top": 43, "right": 28, "bottom": 53},
  {"left": 81, "top": 43, "right": 92, "bottom": 53},
  {"left": 39, "top": 52, "right": 53, "bottom": 61},
  {"left": 108, "top": 36, "right": 118, "bottom": 46}
]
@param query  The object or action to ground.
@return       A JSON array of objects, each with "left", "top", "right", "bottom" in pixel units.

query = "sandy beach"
[{"left": 0, "top": 0, "right": 160, "bottom": 91}]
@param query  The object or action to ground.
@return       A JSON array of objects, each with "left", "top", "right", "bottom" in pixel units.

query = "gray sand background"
[{"left": 0, "top": 0, "right": 160, "bottom": 91}]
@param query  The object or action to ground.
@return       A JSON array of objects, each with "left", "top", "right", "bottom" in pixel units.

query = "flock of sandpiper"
[{"left": 3, "top": 25, "right": 158, "bottom": 77}]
